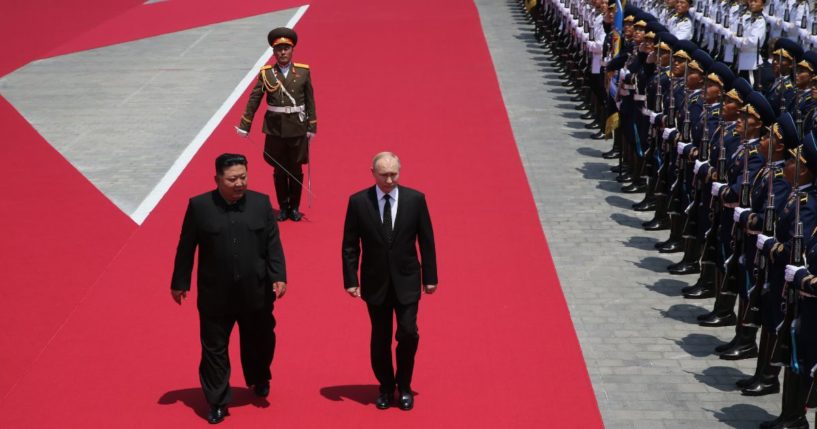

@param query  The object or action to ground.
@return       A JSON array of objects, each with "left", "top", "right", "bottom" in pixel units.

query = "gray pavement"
[
  {"left": 0, "top": 7, "right": 299, "bottom": 220},
  {"left": 474, "top": 0, "right": 802, "bottom": 427}
]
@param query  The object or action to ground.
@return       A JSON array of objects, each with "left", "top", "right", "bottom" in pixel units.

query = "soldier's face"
[
  {"left": 723, "top": 100, "right": 740, "bottom": 120},
  {"left": 274, "top": 44, "right": 293, "bottom": 65},
  {"left": 623, "top": 24, "right": 634, "bottom": 39},
  {"left": 748, "top": 0, "right": 764, "bottom": 13},
  {"left": 773, "top": 55, "right": 792, "bottom": 75},
  {"left": 784, "top": 158, "right": 812, "bottom": 187},
  {"left": 633, "top": 29, "right": 645, "bottom": 43},
  {"left": 666, "top": 0, "right": 677, "bottom": 8},
  {"left": 372, "top": 158, "right": 400, "bottom": 194},
  {"left": 675, "top": 0, "right": 690, "bottom": 14},
  {"left": 686, "top": 70, "right": 703, "bottom": 87},
  {"left": 704, "top": 83, "right": 722, "bottom": 103},
  {"left": 672, "top": 58, "right": 686, "bottom": 76},
  {"left": 215, "top": 165, "right": 247, "bottom": 203},
  {"left": 796, "top": 70, "right": 813, "bottom": 88}
]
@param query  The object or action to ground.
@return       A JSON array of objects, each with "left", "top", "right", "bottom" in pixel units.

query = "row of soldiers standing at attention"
[{"left": 524, "top": 0, "right": 817, "bottom": 427}]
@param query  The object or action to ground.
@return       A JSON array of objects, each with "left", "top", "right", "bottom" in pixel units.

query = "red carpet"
[{"left": 0, "top": 1, "right": 603, "bottom": 427}]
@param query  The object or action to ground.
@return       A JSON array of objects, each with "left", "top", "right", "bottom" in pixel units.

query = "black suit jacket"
[
  {"left": 342, "top": 186, "right": 437, "bottom": 305},
  {"left": 171, "top": 190, "right": 286, "bottom": 315}
]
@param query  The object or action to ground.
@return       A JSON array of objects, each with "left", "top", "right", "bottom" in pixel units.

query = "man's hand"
[
  {"left": 235, "top": 126, "right": 249, "bottom": 138},
  {"left": 171, "top": 289, "right": 187, "bottom": 305},
  {"left": 307, "top": 131, "right": 316, "bottom": 142},
  {"left": 273, "top": 281, "right": 287, "bottom": 299},
  {"left": 346, "top": 287, "right": 361, "bottom": 298},
  {"left": 423, "top": 284, "right": 438, "bottom": 294}
]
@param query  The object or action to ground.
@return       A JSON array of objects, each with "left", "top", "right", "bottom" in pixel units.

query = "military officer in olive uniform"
[{"left": 237, "top": 27, "right": 317, "bottom": 222}]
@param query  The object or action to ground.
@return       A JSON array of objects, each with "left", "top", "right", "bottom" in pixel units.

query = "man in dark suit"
[
  {"left": 236, "top": 27, "right": 317, "bottom": 222},
  {"left": 341, "top": 152, "right": 438, "bottom": 411},
  {"left": 170, "top": 153, "right": 287, "bottom": 424}
]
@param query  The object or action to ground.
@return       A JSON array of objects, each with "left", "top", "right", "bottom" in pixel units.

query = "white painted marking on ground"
[{"left": 130, "top": 4, "right": 309, "bottom": 225}]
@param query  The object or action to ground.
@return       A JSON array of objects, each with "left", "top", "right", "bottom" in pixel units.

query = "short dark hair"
[{"left": 215, "top": 153, "right": 247, "bottom": 175}]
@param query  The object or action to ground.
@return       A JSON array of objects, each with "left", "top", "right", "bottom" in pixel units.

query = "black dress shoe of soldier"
[
  {"left": 398, "top": 391, "right": 414, "bottom": 411},
  {"left": 615, "top": 173, "right": 633, "bottom": 183},
  {"left": 668, "top": 261, "right": 700, "bottom": 275},
  {"left": 289, "top": 208, "right": 303, "bottom": 222},
  {"left": 719, "top": 343, "right": 758, "bottom": 360},
  {"left": 683, "top": 284, "right": 715, "bottom": 299},
  {"left": 207, "top": 406, "right": 228, "bottom": 424},
  {"left": 774, "top": 416, "right": 809, "bottom": 429},
  {"left": 253, "top": 381, "right": 270, "bottom": 397},
  {"left": 591, "top": 131, "right": 606, "bottom": 140},
  {"left": 633, "top": 200, "right": 656, "bottom": 212},
  {"left": 570, "top": 94, "right": 584, "bottom": 102},
  {"left": 735, "top": 374, "right": 757, "bottom": 388},
  {"left": 740, "top": 378, "right": 780, "bottom": 396},
  {"left": 375, "top": 392, "right": 393, "bottom": 410},
  {"left": 276, "top": 208, "right": 289, "bottom": 222},
  {"left": 575, "top": 102, "right": 591, "bottom": 111},
  {"left": 584, "top": 121, "right": 600, "bottom": 130},
  {"left": 602, "top": 149, "right": 620, "bottom": 159},
  {"left": 759, "top": 416, "right": 784, "bottom": 429},
  {"left": 658, "top": 241, "right": 683, "bottom": 253},
  {"left": 622, "top": 182, "right": 647, "bottom": 194},
  {"left": 580, "top": 111, "right": 595, "bottom": 120},
  {"left": 643, "top": 219, "right": 670, "bottom": 231},
  {"left": 699, "top": 312, "right": 737, "bottom": 327}
]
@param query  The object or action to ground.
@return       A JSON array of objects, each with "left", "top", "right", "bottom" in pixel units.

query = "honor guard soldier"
[
  {"left": 766, "top": 38, "right": 803, "bottom": 115},
  {"left": 237, "top": 27, "right": 318, "bottom": 222},
  {"left": 801, "top": 51, "right": 817, "bottom": 135}
]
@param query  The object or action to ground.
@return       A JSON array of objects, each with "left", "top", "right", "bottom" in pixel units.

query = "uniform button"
[{"left": 234, "top": 274, "right": 240, "bottom": 281}]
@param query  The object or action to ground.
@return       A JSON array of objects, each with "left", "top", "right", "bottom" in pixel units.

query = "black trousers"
[
  {"left": 366, "top": 285, "right": 419, "bottom": 394},
  {"left": 198, "top": 306, "right": 276, "bottom": 406},
  {"left": 264, "top": 134, "right": 308, "bottom": 211}
]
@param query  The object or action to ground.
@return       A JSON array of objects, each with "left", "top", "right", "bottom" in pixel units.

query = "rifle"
[
  {"left": 743, "top": 126, "right": 778, "bottom": 327},
  {"left": 668, "top": 60, "right": 691, "bottom": 217},
  {"left": 702, "top": 92, "right": 727, "bottom": 266},
  {"left": 770, "top": 146, "right": 804, "bottom": 369},
  {"left": 722, "top": 107, "right": 753, "bottom": 296}
]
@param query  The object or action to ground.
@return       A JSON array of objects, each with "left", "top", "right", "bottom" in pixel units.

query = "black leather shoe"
[
  {"left": 584, "top": 121, "right": 600, "bottom": 130},
  {"left": 759, "top": 416, "right": 784, "bottom": 429},
  {"left": 632, "top": 200, "right": 656, "bottom": 211},
  {"left": 615, "top": 173, "right": 633, "bottom": 183},
  {"left": 575, "top": 103, "right": 591, "bottom": 111},
  {"left": 643, "top": 218, "right": 670, "bottom": 230},
  {"left": 570, "top": 94, "right": 584, "bottom": 102},
  {"left": 734, "top": 375, "right": 757, "bottom": 388},
  {"left": 207, "top": 406, "right": 228, "bottom": 424},
  {"left": 622, "top": 182, "right": 647, "bottom": 193},
  {"left": 590, "top": 131, "right": 606, "bottom": 140},
  {"left": 580, "top": 111, "right": 595, "bottom": 120},
  {"left": 740, "top": 379, "right": 780, "bottom": 396},
  {"left": 289, "top": 208, "right": 303, "bottom": 222},
  {"left": 398, "top": 391, "right": 414, "bottom": 411},
  {"left": 774, "top": 416, "right": 809, "bottom": 429},
  {"left": 719, "top": 344, "right": 758, "bottom": 360},
  {"left": 276, "top": 208, "right": 289, "bottom": 222},
  {"left": 610, "top": 164, "right": 628, "bottom": 173},
  {"left": 375, "top": 392, "right": 393, "bottom": 410},
  {"left": 699, "top": 312, "right": 737, "bottom": 327},
  {"left": 253, "top": 381, "right": 270, "bottom": 397},
  {"left": 683, "top": 284, "right": 715, "bottom": 299},
  {"left": 602, "top": 149, "right": 620, "bottom": 159},
  {"left": 657, "top": 241, "right": 683, "bottom": 253},
  {"left": 668, "top": 261, "right": 700, "bottom": 275}
]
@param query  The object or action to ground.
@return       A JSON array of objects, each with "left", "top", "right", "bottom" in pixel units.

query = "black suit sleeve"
[
  {"left": 265, "top": 198, "right": 287, "bottom": 283},
  {"left": 417, "top": 194, "right": 438, "bottom": 286},
  {"left": 171, "top": 199, "right": 198, "bottom": 291},
  {"left": 341, "top": 195, "right": 361, "bottom": 288}
]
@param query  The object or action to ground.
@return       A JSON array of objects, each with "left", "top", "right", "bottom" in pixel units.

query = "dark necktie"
[{"left": 383, "top": 194, "right": 393, "bottom": 243}]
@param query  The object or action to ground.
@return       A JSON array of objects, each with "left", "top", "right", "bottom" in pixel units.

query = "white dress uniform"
[
  {"left": 781, "top": 0, "right": 811, "bottom": 40},
  {"left": 720, "top": 3, "right": 742, "bottom": 65},
  {"left": 731, "top": 12, "right": 767, "bottom": 71},
  {"left": 669, "top": 12, "right": 694, "bottom": 40}
]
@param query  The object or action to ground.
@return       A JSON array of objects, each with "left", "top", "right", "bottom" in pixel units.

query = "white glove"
[
  {"left": 235, "top": 126, "right": 248, "bottom": 138},
  {"left": 662, "top": 127, "right": 677, "bottom": 140},
  {"left": 733, "top": 206, "right": 749, "bottom": 222},
  {"left": 785, "top": 265, "right": 805, "bottom": 283},
  {"left": 711, "top": 182, "right": 726, "bottom": 196},
  {"left": 756, "top": 234, "right": 771, "bottom": 251},
  {"left": 641, "top": 107, "right": 650, "bottom": 116},
  {"left": 649, "top": 111, "right": 659, "bottom": 124},
  {"left": 677, "top": 141, "right": 690, "bottom": 155},
  {"left": 694, "top": 160, "right": 708, "bottom": 174},
  {"left": 307, "top": 131, "right": 316, "bottom": 141}
]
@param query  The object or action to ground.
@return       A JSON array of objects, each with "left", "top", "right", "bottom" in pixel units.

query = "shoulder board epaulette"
[
  {"left": 812, "top": 225, "right": 817, "bottom": 237},
  {"left": 784, "top": 82, "right": 793, "bottom": 89},
  {"left": 711, "top": 109, "right": 720, "bottom": 115},
  {"left": 691, "top": 94, "right": 700, "bottom": 102},
  {"left": 294, "top": 63, "right": 310, "bottom": 69},
  {"left": 801, "top": 193, "right": 809, "bottom": 204},
  {"left": 261, "top": 65, "right": 272, "bottom": 70},
  {"left": 775, "top": 170, "right": 784, "bottom": 178},
  {"left": 749, "top": 148, "right": 758, "bottom": 155}
]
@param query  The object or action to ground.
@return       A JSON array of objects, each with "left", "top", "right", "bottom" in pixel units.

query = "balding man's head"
[{"left": 371, "top": 152, "right": 401, "bottom": 193}]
